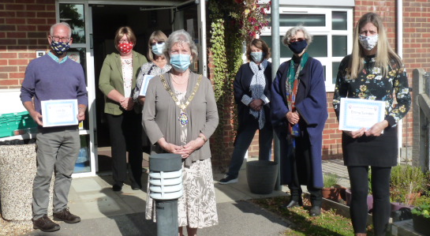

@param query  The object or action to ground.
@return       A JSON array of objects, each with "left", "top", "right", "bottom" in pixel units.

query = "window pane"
[
  {"left": 332, "top": 12, "right": 347, "bottom": 30},
  {"left": 332, "top": 62, "right": 341, "bottom": 84},
  {"left": 60, "top": 4, "right": 85, "bottom": 44},
  {"left": 332, "top": 36, "right": 347, "bottom": 57},
  {"left": 307, "top": 36, "right": 327, "bottom": 57},
  {"left": 260, "top": 36, "right": 292, "bottom": 58},
  {"left": 278, "top": 14, "right": 326, "bottom": 27}
]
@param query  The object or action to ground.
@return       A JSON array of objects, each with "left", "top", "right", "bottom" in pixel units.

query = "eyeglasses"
[
  {"left": 51, "top": 36, "right": 71, "bottom": 43},
  {"left": 150, "top": 41, "right": 165, "bottom": 46},
  {"left": 289, "top": 38, "right": 305, "bottom": 43}
]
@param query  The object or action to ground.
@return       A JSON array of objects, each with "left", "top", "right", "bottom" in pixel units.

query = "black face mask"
[{"left": 288, "top": 40, "right": 308, "bottom": 54}]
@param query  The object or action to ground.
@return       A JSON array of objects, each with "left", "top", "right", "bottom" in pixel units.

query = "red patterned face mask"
[{"left": 118, "top": 43, "right": 133, "bottom": 54}]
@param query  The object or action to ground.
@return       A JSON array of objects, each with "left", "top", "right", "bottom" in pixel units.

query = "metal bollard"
[{"left": 149, "top": 153, "right": 183, "bottom": 236}]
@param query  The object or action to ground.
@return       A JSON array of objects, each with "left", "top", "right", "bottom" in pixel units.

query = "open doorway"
[{"left": 91, "top": 4, "right": 172, "bottom": 173}]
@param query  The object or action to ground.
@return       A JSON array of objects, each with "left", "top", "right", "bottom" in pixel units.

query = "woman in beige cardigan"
[
  {"left": 143, "top": 29, "right": 219, "bottom": 236},
  {"left": 98, "top": 26, "right": 147, "bottom": 192}
]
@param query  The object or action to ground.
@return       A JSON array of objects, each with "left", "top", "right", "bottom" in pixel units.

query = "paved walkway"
[{"left": 22, "top": 159, "right": 349, "bottom": 236}]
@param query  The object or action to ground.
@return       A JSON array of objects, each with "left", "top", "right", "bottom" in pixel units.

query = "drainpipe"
[
  {"left": 271, "top": 0, "right": 281, "bottom": 190},
  {"left": 397, "top": 0, "right": 403, "bottom": 163}
]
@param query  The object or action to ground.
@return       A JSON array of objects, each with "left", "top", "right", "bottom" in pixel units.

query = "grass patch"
[{"left": 250, "top": 196, "right": 375, "bottom": 236}]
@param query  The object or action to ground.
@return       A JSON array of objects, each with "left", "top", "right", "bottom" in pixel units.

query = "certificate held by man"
[
  {"left": 41, "top": 99, "right": 79, "bottom": 127},
  {"left": 339, "top": 98, "right": 386, "bottom": 131}
]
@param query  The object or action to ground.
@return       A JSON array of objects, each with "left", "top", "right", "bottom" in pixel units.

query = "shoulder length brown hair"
[
  {"left": 349, "top": 12, "right": 401, "bottom": 79},
  {"left": 246, "top": 38, "right": 271, "bottom": 61}
]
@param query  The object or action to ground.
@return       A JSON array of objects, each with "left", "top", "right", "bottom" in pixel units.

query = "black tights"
[{"left": 348, "top": 166, "right": 391, "bottom": 236}]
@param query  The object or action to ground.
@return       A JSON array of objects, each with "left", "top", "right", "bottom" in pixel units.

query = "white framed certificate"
[
  {"left": 41, "top": 99, "right": 78, "bottom": 127},
  {"left": 139, "top": 74, "right": 156, "bottom": 96},
  {"left": 339, "top": 98, "right": 386, "bottom": 131}
]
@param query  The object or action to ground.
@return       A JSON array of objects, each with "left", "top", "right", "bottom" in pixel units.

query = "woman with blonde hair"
[{"left": 333, "top": 12, "right": 411, "bottom": 236}]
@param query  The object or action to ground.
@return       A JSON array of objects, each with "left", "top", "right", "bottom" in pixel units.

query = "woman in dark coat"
[
  {"left": 219, "top": 38, "right": 273, "bottom": 184},
  {"left": 271, "top": 26, "right": 328, "bottom": 216}
]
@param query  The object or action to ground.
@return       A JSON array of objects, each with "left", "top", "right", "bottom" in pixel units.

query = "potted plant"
[
  {"left": 390, "top": 165, "right": 427, "bottom": 210},
  {"left": 411, "top": 203, "right": 430, "bottom": 235},
  {"left": 322, "top": 173, "right": 341, "bottom": 201}
]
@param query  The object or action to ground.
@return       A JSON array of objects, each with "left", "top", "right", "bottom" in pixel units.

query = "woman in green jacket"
[{"left": 99, "top": 26, "right": 147, "bottom": 191}]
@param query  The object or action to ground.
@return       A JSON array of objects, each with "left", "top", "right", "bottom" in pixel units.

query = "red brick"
[
  {"left": 0, "top": 11, "right": 15, "bottom": 17},
  {"left": 19, "top": 53, "right": 35, "bottom": 59},
  {"left": 5, "top": 4, "right": 24, "bottom": 10},
  {"left": 36, "top": 0, "right": 55, "bottom": 3},
  {"left": 37, "top": 25, "right": 50, "bottom": 32},
  {"left": 0, "top": 25, "right": 16, "bottom": 31},
  {"left": 46, "top": 4, "right": 54, "bottom": 11},
  {"left": 17, "top": 11, "right": 36, "bottom": 17},
  {"left": 26, "top": 4, "right": 45, "bottom": 11},
  {"left": 0, "top": 79, "right": 19, "bottom": 86},
  {"left": 28, "top": 32, "right": 46, "bottom": 38},
  {"left": 0, "top": 4, "right": 4, "bottom": 10},
  {"left": 19, "top": 66, "right": 28, "bottom": 72},
  {"left": 0, "top": 32, "right": 5, "bottom": 38},
  {"left": 0, "top": 60, "right": 7, "bottom": 66},
  {"left": 0, "top": 73, "right": 7, "bottom": 79},
  {"left": 16, "top": 0, "right": 36, "bottom": 3},
  {"left": 7, "top": 32, "right": 26, "bottom": 38},
  {"left": 37, "top": 12, "right": 54, "bottom": 18},
  {"left": 26, "top": 18, "right": 46, "bottom": 24},
  {"left": 9, "top": 59, "right": 28, "bottom": 66},
  {"left": 0, "top": 66, "right": 18, "bottom": 72},
  {"left": 0, "top": 39, "right": 17, "bottom": 45},
  {"left": 0, "top": 53, "right": 17, "bottom": 59},
  {"left": 17, "top": 25, "right": 36, "bottom": 31},
  {"left": 8, "top": 45, "right": 28, "bottom": 50},
  {"left": 18, "top": 39, "right": 38, "bottom": 45},
  {"left": 10, "top": 73, "right": 25, "bottom": 79}
]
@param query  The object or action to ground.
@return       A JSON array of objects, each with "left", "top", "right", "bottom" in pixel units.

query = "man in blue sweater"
[{"left": 20, "top": 22, "right": 88, "bottom": 232}]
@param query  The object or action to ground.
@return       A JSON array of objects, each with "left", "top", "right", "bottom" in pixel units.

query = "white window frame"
[{"left": 261, "top": 7, "right": 353, "bottom": 92}]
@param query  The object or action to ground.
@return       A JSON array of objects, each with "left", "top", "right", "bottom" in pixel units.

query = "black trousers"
[
  {"left": 348, "top": 166, "right": 391, "bottom": 235},
  {"left": 289, "top": 134, "right": 322, "bottom": 206},
  {"left": 106, "top": 111, "right": 143, "bottom": 187}
]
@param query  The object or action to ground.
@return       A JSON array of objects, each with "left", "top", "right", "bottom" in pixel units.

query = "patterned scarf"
[
  {"left": 249, "top": 59, "right": 268, "bottom": 129},
  {"left": 286, "top": 53, "right": 308, "bottom": 139}
]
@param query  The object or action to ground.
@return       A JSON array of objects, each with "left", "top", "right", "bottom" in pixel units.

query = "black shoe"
[
  {"left": 53, "top": 208, "right": 81, "bottom": 223},
  {"left": 33, "top": 215, "right": 60, "bottom": 232},
  {"left": 309, "top": 206, "right": 321, "bottom": 216},
  {"left": 219, "top": 175, "right": 238, "bottom": 185},
  {"left": 131, "top": 183, "right": 142, "bottom": 190},
  {"left": 284, "top": 199, "right": 303, "bottom": 209},
  {"left": 112, "top": 183, "right": 123, "bottom": 192}
]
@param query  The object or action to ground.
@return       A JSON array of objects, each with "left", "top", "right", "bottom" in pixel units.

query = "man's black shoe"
[
  {"left": 53, "top": 208, "right": 81, "bottom": 224},
  {"left": 33, "top": 215, "right": 60, "bottom": 232}
]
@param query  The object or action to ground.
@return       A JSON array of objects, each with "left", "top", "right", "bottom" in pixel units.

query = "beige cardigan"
[{"left": 142, "top": 72, "right": 219, "bottom": 167}]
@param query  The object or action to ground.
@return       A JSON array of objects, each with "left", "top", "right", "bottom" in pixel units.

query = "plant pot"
[
  {"left": 412, "top": 214, "right": 430, "bottom": 235},
  {"left": 391, "top": 202, "right": 414, "bottom": 222},
  {"left": 246, "top": 160, "right": 278, "bottom": 195},
  {"left": 322, "top": 187, "right": 340, "bottom": 202}
]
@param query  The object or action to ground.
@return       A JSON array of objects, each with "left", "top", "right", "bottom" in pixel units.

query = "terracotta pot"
[{"left": 322, "top": 187, "right": 340, "bottom": 201}]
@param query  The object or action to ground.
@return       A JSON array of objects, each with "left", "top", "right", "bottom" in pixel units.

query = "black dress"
[{"left": 333, "top": 55, "right": 411, "bottom": 167}]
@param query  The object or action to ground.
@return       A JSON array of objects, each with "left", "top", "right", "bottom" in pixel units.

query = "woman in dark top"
[
  {"left": 219, "top": 38, "right": 273, "bottom": 184},
  {"left": 333, "top": 12, "right": 411, "bottom": 236},
  {"left": 271, "top": 26, "right": 327, "bottom": 217}
]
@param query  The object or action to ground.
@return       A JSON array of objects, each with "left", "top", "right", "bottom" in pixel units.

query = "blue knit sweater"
[{"left": 20, "top": 54, "right": 88, "bottom": 115}]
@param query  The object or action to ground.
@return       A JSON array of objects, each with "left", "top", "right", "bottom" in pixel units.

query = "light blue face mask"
[
  {"left": 170, "top": 54, "right": 191, "bottom": 72},
  {"left": 152, "top": 42, "right": 165, "bottom": 56},
  {"left": 250, "top": 51, "right": 263, "bottom": 63}
]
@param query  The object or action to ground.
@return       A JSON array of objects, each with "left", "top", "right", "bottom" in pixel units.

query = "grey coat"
[{"left": 142, "top": 72, "right": 219, "bottom": 167}]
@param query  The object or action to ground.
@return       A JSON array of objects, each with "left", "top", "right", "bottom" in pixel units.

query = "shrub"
[
  {"left": 390, "top": 165, "right": 427, "bottom": 206},
  {"left": 324, "top": 173, "right": 339, "bottom": 188}
]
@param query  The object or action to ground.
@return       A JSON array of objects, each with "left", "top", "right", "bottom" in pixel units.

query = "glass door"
[{"left": 56, "top": 2, "right": 97, "bottom": 177}]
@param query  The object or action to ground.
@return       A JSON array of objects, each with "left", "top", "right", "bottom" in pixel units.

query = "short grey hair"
[
  {"left": 282, "top": 25, "right": 313, "bottom": 46},
  {"left": 50, "top": 22, "right": 72, "bottom": 38},
  {"left": 164, "top": 29, "right": 198, "bottom": 62}
]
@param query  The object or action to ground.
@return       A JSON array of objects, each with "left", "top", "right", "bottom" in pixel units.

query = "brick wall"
[{"left": 0, "top": 0, "right": 55, "bottom": 89}]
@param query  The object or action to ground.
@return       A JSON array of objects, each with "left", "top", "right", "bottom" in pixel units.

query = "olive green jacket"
[{"left": 98, "top": 51, "right": 147, "bottom": 115}]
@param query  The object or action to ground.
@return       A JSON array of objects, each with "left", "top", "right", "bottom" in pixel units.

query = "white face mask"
[{"left": 359, "top": 34, "right": 378, "bottom": 51}]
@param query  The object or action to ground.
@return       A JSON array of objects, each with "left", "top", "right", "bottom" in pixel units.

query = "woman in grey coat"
[{"left": 142, "top": 29, "right": 219, "bottom": 236}]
